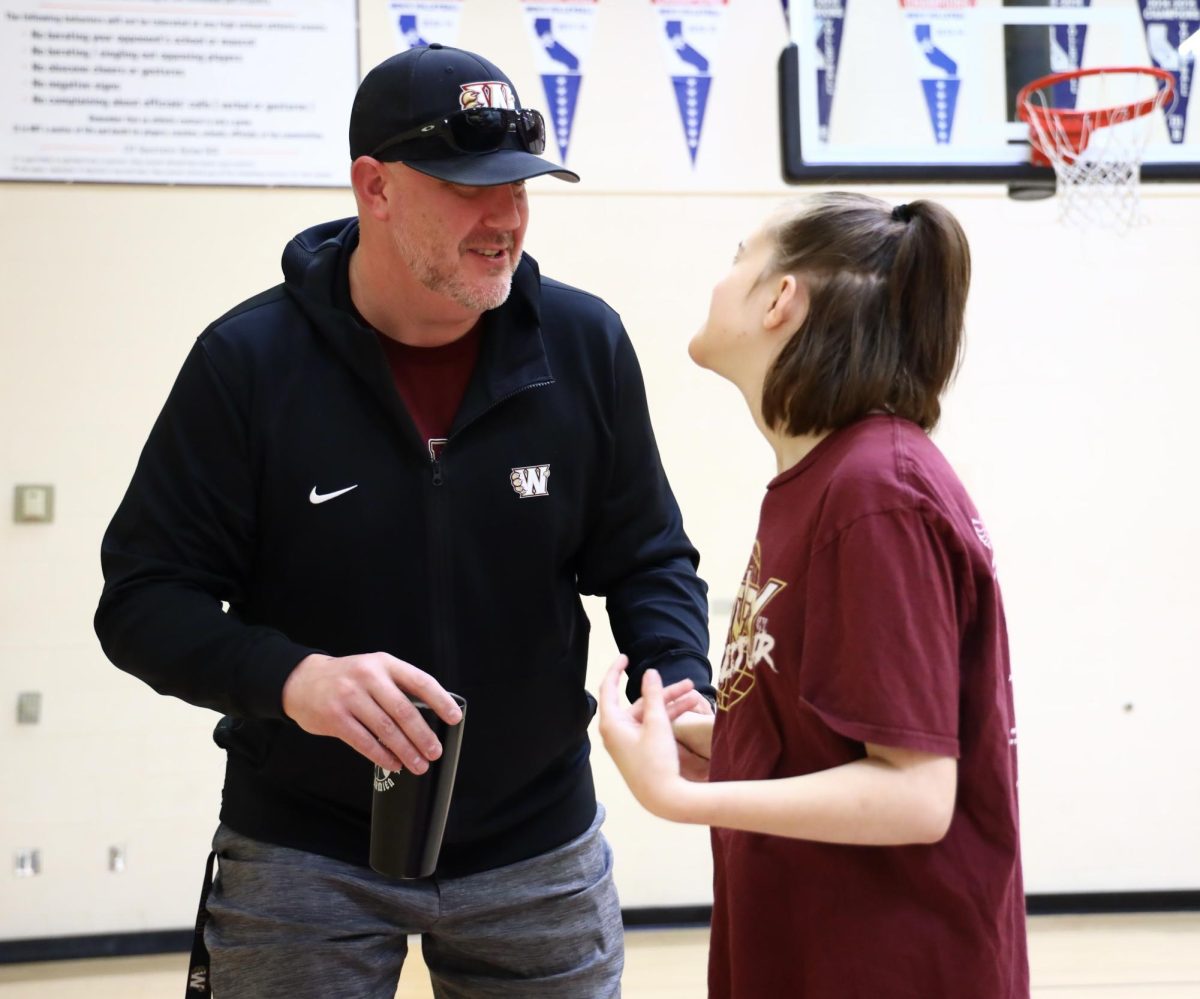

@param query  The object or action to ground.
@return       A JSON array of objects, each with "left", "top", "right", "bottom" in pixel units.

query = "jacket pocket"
[{"left": 212, "top": 716, "right": 278, "bottom": 769}]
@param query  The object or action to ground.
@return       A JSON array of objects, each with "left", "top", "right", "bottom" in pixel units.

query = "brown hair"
[{"left": 759, "top": 192, "right": 971, "bottom": 434}]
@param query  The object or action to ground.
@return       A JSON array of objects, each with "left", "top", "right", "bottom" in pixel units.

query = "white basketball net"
[{"left": 1022, "top": 72, "right": 1172, "bottom": 233}]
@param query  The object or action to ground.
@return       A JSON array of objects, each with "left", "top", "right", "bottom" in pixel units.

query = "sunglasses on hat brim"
[{"left": 369, "top": 107, "right": 547, "bottom": 160}]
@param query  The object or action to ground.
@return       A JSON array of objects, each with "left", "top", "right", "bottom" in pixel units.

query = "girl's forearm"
[{"left": 662, "top": 754, "right": 956, "bottom": 846}]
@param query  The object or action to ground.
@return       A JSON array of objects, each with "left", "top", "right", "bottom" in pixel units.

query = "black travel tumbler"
[{"left": 369, "top": 693, "right": 467, "bottom": 880}]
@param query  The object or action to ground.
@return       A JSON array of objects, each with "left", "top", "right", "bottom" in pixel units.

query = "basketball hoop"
[{"left": 1016, "top": 66, "right": 1174, "bottom": 232}]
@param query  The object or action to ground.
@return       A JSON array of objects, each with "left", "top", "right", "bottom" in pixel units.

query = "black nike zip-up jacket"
[{"left": 95, "top": 217, "right": 712, "bottom": 876}]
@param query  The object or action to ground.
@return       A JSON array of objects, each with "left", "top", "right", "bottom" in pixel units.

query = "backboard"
[{"left": 780, "top": 0, "right": 1200, "bottom": 183}]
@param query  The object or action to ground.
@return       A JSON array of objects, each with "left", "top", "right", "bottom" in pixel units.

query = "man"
[{"left": 95, "top": 44, "right": 712, "bottom": 999}]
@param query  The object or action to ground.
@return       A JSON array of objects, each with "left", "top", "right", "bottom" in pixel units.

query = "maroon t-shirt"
[
  {"left": 708, "top": 415, "right": 1028, "bottom": 999},
  {"left": 375, "top": 326, "right": 482, "bottom": 462}
]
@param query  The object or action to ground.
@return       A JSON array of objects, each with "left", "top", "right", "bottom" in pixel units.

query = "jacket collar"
[
  {"left": 282, "top": 218, "right": 554, "bottom": 447},
  {"left": 455, "top": 249, "right": 553, "bottom": 434}
]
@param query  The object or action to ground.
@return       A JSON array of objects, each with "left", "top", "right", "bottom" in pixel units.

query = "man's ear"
[
  {"left": 350, "top": 157, "right": 392, "bottom": 221},
  {"left": 763, "top": 274, "right": 806, "bottom": 335}
]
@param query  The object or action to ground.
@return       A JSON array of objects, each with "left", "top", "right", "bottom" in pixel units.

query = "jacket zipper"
[
  {"left": 427, "top": 454, "right": 455, "bottom": 693},
  {"left": 454, "top": 378, "right": 553, "bottom": 441},
  {"left": 423, "top": 378, "right": 552, "bottom": 697}
]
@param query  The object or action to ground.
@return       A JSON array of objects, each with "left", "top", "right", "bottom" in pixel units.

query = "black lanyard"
[{"left": 184, "top": 851, "right": 217, "bottom": 997}]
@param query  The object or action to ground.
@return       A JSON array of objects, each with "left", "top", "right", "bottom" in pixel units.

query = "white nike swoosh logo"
[{"left": 309, "top": 484, "right": 358, "bottom": 505}]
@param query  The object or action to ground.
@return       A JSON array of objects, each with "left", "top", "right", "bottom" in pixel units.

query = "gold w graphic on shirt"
[{"left": 718, "top": 541, "right": 787, "bottom": 711}]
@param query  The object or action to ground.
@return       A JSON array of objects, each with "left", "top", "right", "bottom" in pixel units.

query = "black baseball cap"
[{"left": 349, "top": 44, "right": 580, "bottom": 186}]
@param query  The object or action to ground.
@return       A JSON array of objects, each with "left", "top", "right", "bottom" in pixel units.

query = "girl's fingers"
[
  {"left": 640, "top": 668, "right": 669, "bottom": 725},
  {"left": 664, "top": 689, "right": 707, "bottom": 721},
  {"left": 599, "top": 655, "right": 629, "bottom": 708},
  {"left": 597, "top": 655, "right": 631, "bottom": 739},
  {"left": 632, "top": 685, "right": 704, "bottom": 723}
]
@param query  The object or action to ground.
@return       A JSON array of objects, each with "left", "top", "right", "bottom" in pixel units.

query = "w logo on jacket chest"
[{"left": 510, "top": 464, "right": 550, "bottom": 498}]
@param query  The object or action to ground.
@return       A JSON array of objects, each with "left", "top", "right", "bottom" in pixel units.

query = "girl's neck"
[
  {"left": 740, "top": 388, "right": 830, "bottom": 475},
  {"left": 769, "top": 430, "right": 831, "bottom": 475}
]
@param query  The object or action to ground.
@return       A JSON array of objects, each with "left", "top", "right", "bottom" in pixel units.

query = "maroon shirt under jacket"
[{"left": 376, "top": 325, "right": 482, "bottom": 462}]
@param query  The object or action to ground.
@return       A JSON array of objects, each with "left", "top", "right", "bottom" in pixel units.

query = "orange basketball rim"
[{"left": 1017, "top": 66, "right": 1176, "bottom": 167}]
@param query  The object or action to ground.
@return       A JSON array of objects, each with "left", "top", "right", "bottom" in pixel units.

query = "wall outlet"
[
  {"left": 13, "top": 484, "right": 54, "bottom": 523},
  {"left": 14, "top": 849, "right": 41, "bottom": 877},
  {"left": 109, "top": 845, "right": 127, "bottom": 873},
  {"left": 17, "top": 691, "right": 41, "bottom": 724}
]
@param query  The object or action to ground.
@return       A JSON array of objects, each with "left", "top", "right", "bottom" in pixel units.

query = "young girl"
[{"left": 599, "top": 193, "right": 1028, "bottom": 998}]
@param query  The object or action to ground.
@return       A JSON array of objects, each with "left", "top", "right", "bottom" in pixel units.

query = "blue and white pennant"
[
  {"left": 654, "top": 0, "right": 727, "bottom": 167},
  {"left": 387, "top": 0, "right": 463, "bottom": 52},
  {"left": 900, "top": 0, "right": 969, "bottom": 146},
  {"left": 523, "top": 1, "right": 599, "bottom": 164}
]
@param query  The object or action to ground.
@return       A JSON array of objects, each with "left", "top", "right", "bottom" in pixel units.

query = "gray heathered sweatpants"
[{"left": 205, "top": 806, "right": 623, "bottom": 998}]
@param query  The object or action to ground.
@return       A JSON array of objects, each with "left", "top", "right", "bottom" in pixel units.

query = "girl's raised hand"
[{"left": 597, "top": 655, "right": 691, "bottom": 819}]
